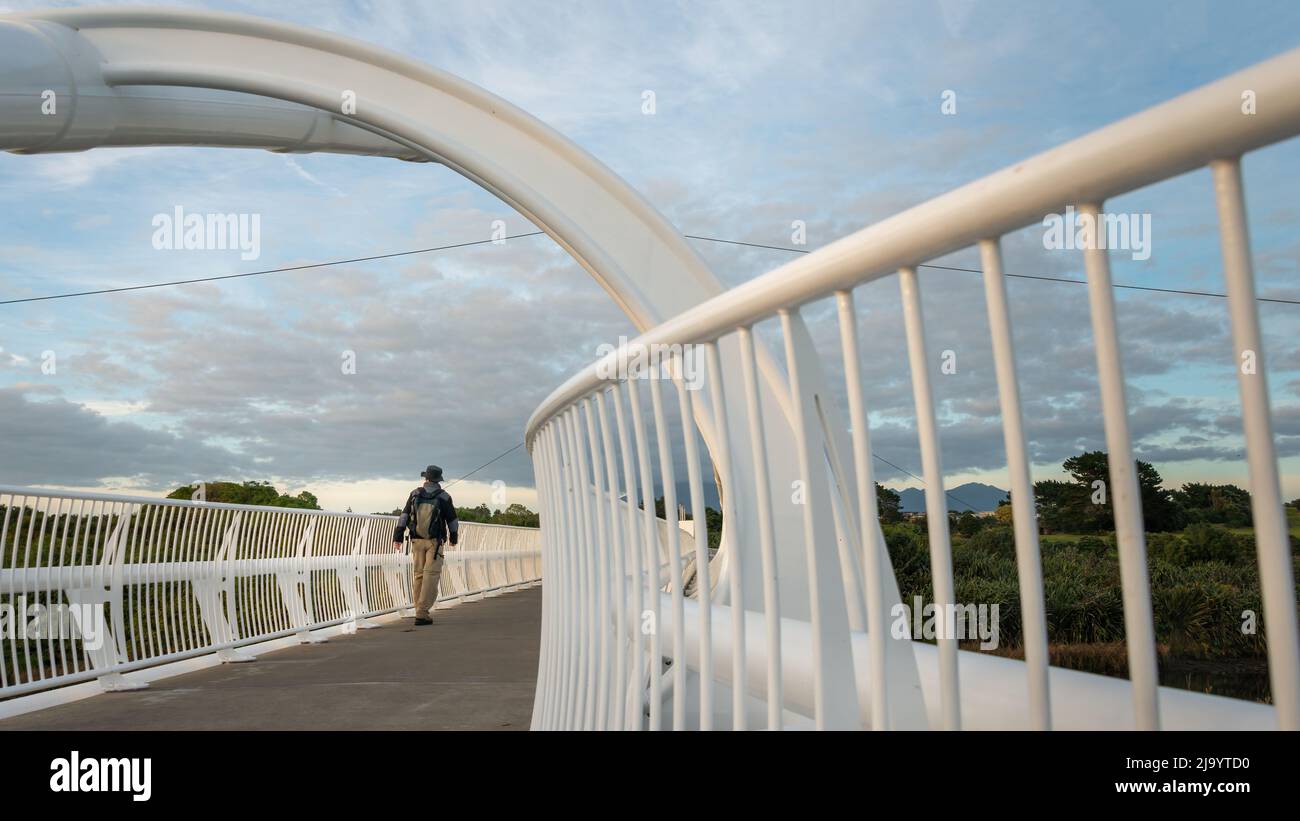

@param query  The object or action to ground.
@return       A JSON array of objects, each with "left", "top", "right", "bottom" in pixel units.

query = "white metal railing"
[
  {"left": 0, "top": 486, "right": 541, "bottom": 699},
  {"left": 525, "top": 47, "right": 1300, "bottom": 730}
]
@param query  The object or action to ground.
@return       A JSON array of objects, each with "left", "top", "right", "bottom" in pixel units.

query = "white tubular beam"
[
  {"left": 778, "top": 311, "right": 835, "bottom": 729},
  {"left": 555, "top": 421, "right": 580, "bottom": 729},
  {"left": 897, "top": 267, "right": 960, "bottom": 731},
  {"left": 736, "top": 327, "right": 783, "bottom": 729},
  {"left": 594, "top": 390, "right": 629, "bottom": 729},
  {"left": 1210, "top": 158, "right": 1300, "bottom": 730},
  {"left": 534, "top": 429, "right": 557, "bottom": 729},
  {"left": 625, "top": 377, "right": 663, "bottom": 731},
  {"left": 582, "top": 398, "right": 613, "bottom": 730},
  {"left": 647, "top": 373, "right": 687, "bottom": 730},
  {"left": 564, "top": 408, "right": 596, "bottom": 730},
  {"left": 673, "top": 358, "right": 715, "bottom": 729},
  {"left": 978, "top": 239, "right": 1051, "bottom": 731},
  {"left": 1078, "top": 202, "right": 1160, "bottom": 731},
  {"left": 542, "top": 428, "right": 568, "bottom": 730},
  {"left": 529, "top": 438, "right": 552, "bottom": 728},
  {"left": 835, "top": 290, "right": 890, "bottom": 730},
  {"left": 706, "top": 341, "right": 748, "bottom": 730},
  {"left": 611, "top": 383, "right": 646, "bottom": 730}
]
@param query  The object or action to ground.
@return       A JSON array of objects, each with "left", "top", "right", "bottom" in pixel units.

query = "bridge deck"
[{"left": 0, "top": 587, "right": 541, "bottom": 731}]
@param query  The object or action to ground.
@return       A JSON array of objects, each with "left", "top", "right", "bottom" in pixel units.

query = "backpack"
[{"left": 410, "top": 487, "right": 450, "bottom": 541}]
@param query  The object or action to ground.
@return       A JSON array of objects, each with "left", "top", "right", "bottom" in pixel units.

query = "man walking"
[{"left": 393, "top": 465, "right": 460, "bottom": 625}]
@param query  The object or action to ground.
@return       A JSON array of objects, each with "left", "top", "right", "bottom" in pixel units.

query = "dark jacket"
[{"left": 393, "top": 481, "right": 459, "bottom": 545}]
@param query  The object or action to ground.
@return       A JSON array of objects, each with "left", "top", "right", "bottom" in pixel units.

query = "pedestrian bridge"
[
  {"left": 2, "top": 7, "right": 1299, "bottom": 731},
  {"left": 0, "top": 582, "right": 543, "bottom": 732}
]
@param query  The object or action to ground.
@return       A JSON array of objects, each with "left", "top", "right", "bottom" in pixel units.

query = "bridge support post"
[
  {"left": 275, "top": 518, "right": 328, "bottom": 644},
  {"left": 338, "top": 522, "right": 380, "bottom": 629},
  {"left": 195, "top": 514, "right": 257, "bottom": 663},
  {"left": 64, "top": 506, "right": 150, "bottom": 692}
]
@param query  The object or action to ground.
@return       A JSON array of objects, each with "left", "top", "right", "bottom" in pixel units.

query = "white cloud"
[{"left": 1, "top": 0, "right": 1298, "bottom": 506}]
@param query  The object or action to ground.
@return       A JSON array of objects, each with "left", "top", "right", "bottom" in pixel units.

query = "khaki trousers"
[{"left": 411, "top": 538, "right": 446, "bottom": 619}]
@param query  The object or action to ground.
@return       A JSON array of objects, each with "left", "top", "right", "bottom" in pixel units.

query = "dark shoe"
[{"left": 414, "top": 617, "right": 433, "bottom": 626}]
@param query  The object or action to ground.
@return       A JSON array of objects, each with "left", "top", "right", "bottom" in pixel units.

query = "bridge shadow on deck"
[{"left": 0, "top": 587, "right": 541, "bottom": 731}]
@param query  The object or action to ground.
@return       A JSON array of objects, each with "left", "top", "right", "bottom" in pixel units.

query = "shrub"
[
  {"left": 954, "top": 510, "right": 988, "bottom": 538},
  {"left": 1153, "top": 583, "right": 1214, "bottom": 655},
  {"left": 1075, "top": 535, "right": 1111, "bottom": 552},
  {"left": 1146, "top": 532, "right": 1189, "bottom": 565},
  {"left": 1182, "top": 523, "right": 1245, "bottom": 564},
  {"left": 965, "top": 526, "right": 1017, "bottom": 559},
  {"left": 884, "top": 523, "right": 929, "bottom": 593}
]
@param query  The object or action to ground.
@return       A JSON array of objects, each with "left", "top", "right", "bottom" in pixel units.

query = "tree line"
[{"left": 875, "top": 450, "right": 1259, "bottom": 536}]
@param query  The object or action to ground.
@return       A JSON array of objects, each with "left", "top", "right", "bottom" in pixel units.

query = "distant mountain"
[{"left": 897, "top": 482, "right": 1008, "bottom": 513}]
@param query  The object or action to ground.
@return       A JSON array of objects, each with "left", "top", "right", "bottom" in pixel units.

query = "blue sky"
[{"left": 1, "top": 0, "right": 1298, "bottom": 513}]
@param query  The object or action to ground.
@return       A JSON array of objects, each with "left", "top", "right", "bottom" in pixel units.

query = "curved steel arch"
[
  {"left": 0, "top": 6, "right": 922, "bottom": 728},
  {"left": 3, "top": 6, "right": 719, "bottom": 327}
]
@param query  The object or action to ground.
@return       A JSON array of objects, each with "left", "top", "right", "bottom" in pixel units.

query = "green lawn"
[{"left": 1223, "top": 506, "right": 1300, "bottom": 540}]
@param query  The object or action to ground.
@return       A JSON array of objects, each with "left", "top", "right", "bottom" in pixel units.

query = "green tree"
[
  {"left": 1033, "top": 479, "right": 1090, "bottom": 533},
  {"left": 875, "top": 483, "right": 903, "bottom": 523},
  {"left": 167, "top": 481, "right": 322, "bottom": 510},
  {"left": 1060, "top": 451, "right": 1186, "bottom": 532},
  {"left": 1172, "top": 483, "right": 1252, "bottom": 527},
  {"left": 455, "top": 503, "right": 494, "bottom": 523},
  {"left": 954, "top": 510, "right": 987, "bottom": 537}
]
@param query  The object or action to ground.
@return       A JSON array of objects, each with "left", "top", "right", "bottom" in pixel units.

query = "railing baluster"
[
  {"left": 530, "top": 430, "right": 553, "bottom": 728},
  {"left": 1210, "top": 158, "right": 1300, "bottom": 730},
  {"left": 673, "top": 350, "right": 714, "bottom": 729},
  {"left": 562, "top": 409, "right": 593, "bottom": 729},
  {"left": 736, "top": 326, "right": 782, "bottom": 729},
  {"left": 898, "top": 267, "right": 961, "bottom": 730},
  {"left": 625, "top": 376, "right": 663, "bottom": 730},
  {"left": 582, "top": 397, "right": 613, "bottom": 730},
  {"left": 543, "top": 425, "right": 568, "bottom": 730},
  {"left": 21, "top": 496, "right": 41, "bottom": 683},
  {"left": 704, "top": 341, "right": 748, "bottom": 729},
  {"left": 778, "top": 309, "right": 829, "bottom": 728},
  {"left": 978, "top": 239, "right": 1052, "bottom": 731},
  {"left": 577, "top": 405, "right": 602, "bottom": 730},
  {"left": 535, "top": 429, "right": 557, "bottom": 728},
  {"left": 611, "top": 381, "right": 647, "bottom": 730},
  {"left": 594, "top": 389, "right": 629, "bottom": 729},
  {"left": 555, "top": 422, "right": 574, "bottom": 730},
  {"left": 648, "top": 364, "right": 687, "bottom": 730},
  {"left": 835, "top": 291, "right": 890, "bottom": 730},
  {"left": 1, "top": 495, "right": 16, "bottom": 689},
  {"left": 1079, "top": 201, "right": 1160, "bottom": 730}
]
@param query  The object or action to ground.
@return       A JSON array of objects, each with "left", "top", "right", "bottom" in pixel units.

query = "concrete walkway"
[{"left": 0, "top": 587, "right": 541, "bottom": 731}]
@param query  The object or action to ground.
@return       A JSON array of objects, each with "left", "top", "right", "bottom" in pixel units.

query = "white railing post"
[
  {"left": 1079, "top": 202, "right": 1160, "bottom": 730},
  {"left": 897, "top": 268, "right": 960, "bottom": 731},
  {"left": 1211, "top": 158, "right": 1300, "bottom": 730},
  {"left": 978, "top": 239, "right": 1051, "bottom": 730}
]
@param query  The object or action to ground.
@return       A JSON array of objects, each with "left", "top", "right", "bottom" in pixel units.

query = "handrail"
[
  {"left": 526, "top": 46, "right": 1300, "bottom": 730},
  {"left": 0, "top": 485, "right": 395, "bottom": 520},
  {"left": 0, "top": 484, "right": 540, "bottom": 531},
  {"left": 0, "top": 487, "right": 541, "bottom": 700},
  {"left": 525, "top": 45, "right": 1300, "bottom": 448}
]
